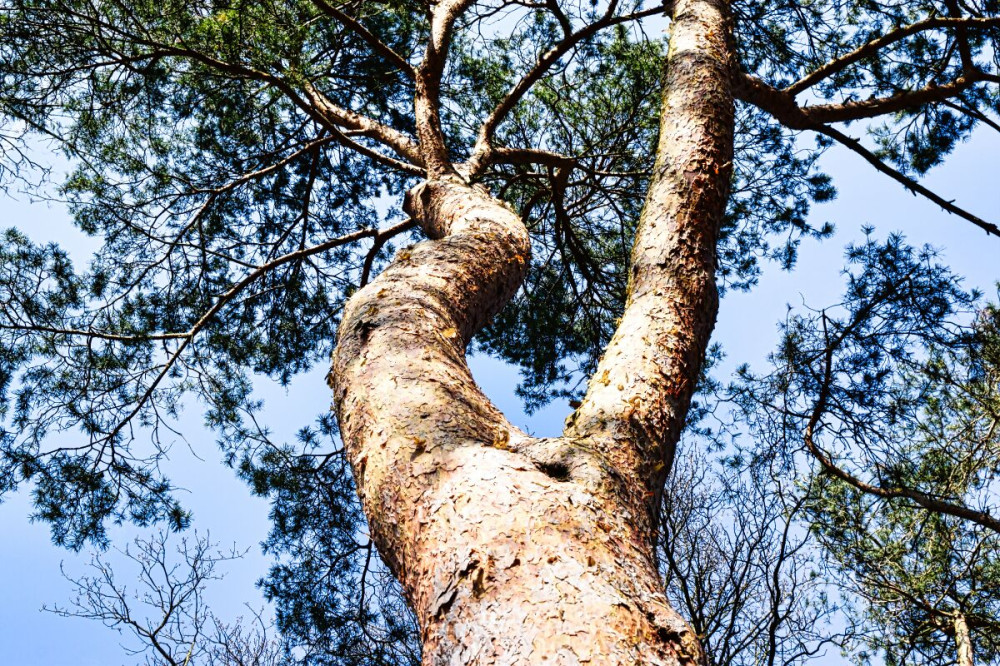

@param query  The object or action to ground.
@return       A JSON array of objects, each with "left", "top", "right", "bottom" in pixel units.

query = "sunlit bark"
[{"left": 330, "top": 0, "right": 734, "bottom": 662}]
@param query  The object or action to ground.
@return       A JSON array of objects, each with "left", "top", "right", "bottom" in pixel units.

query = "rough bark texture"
[
  {"left": 566, "top": 0, "right": 734, "bottom": 516},
  {"left": 329, "top": 0, "right": 734, "bottom": 663},
  {"left": 331, "top": 178, "right": 700, "bottom": 664}
]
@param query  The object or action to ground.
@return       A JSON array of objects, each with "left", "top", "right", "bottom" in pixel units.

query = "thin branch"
[
  {"left": 939, "top": 99, "right": 1000, "bottom": 135},
  {"left": 359, "top": 219, "right": 418, "bottom": 287},
  {"left": 0, "top": 323, "right": 188, "bottom": 342},
  {"left": 804, "top": 315, "right": 1000, "bottom": 534},
  {"left": 101, "top": 226, "right": 387, "bottom": 444},
  {"left": 490, "top": 146, "right": 577, "bottom": 168},
  {"left": 787, "top": 16, "right": 1000, "bottom": 95},
  {"left": 466, "top": 5, "right": 664, "bottom": 177},
  {"left": 733, "top": 73, "right": 1000, "bottom": 236},
  {"left": 308, "top": 0, "right": 416, "bottom": 80},
  {"left": 814, "top": 124, "right": 999, "bottom": 236}
]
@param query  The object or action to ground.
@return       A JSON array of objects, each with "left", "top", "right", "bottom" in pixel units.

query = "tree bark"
[
  {"left": 329, "top": 0, "right": 734, "bottom": 663},
  {"left": 565, "top": 0, "right": 734, "bottom": 517},
  {"left": 955, "top": 613, "right": 974, "bottom": 666}
]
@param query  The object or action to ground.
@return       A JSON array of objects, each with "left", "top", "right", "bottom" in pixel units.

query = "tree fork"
[{"left": 329, "top": 0, "right": 734, "bottom": 662}]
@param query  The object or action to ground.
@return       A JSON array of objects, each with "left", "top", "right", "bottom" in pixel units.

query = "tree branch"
[
  {"left": 308, "top": 0, "right": 416, "bottom": 80},
  {"left": 489, "top": 146, "right": 577, "bottom": 168},
  {"left": 466, "top": 5, "right": 664, "bottom": 178},
  {"left": 359, "top": 219, "right": 419, "bottom": 287},
  {"left": 414, "top": 0, "right": 480, "bottom": 175},
  {"left": 100, "top": 224, "right": 399, "bottom": 444},
  {"left": 803, "top": 72, "right": 987, "bottom": 125},
  {"left": 733, "top": 72, "right": 1000, "bottom": 236},
  {"left": 300, "top": 80, "right": 424, "bottom": 166},
  {"left": 813, "top": 124, "right": 999, "bottom": 236},
  {"left": 786, "top": 16, "right": 1000, "bottom": 95},
  {"left": 804, "top": 315, "right": 1000, "bottom": 534}
]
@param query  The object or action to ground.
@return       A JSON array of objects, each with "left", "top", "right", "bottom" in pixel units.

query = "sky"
[{"left": 0, "top": 125, "right": 997, "bottom": 663}]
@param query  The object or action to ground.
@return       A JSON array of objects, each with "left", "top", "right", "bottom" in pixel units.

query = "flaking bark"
[
  {"left": 956, "top": 613, "right": 974, "bottom": 666},
  {"left": 566, "top": 0, "right": 734, "bottom": 520},
  {"left": 331, "top": 178, "right": 702, "bottom": 664},
  {"left": 329, "top": 0, "right": 735, "bottom": 663}
]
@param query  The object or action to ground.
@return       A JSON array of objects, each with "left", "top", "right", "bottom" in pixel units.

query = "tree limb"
[
  {"left": 803, "top": 72, "right": 987, "bottom": 125},
  {"left": 414, "top": 0, "right": 480, "bottom": 175},
  {"left": 308, "top": 0, "right": 416, "bottom": 80},
  {"left": 466, "top": 5, "right": 665, "bottom": 178},
  {"left": 733, "top": 72, "right": 1000, "bottom": 236},
  {"left": 814, "top": 124, "right": 1000, "bottom": 236},
  {"left": 787, "top": 16, "right": 1000, "bottom": 95},
  {"left": 804, "top": 315, "right": 1000, "bottom": 534}
]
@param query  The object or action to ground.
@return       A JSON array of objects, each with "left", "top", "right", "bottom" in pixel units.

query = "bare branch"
[
  {"left": 45, "top": 532, "right": 281, "bottom": 666},
  {"left": 814, "top": 124, "right": 999, "bottom": 237}
]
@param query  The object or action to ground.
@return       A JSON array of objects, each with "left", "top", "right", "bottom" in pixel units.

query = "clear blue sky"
[{"left": 0, "top": 126, "right": 997, "bottom": 663}]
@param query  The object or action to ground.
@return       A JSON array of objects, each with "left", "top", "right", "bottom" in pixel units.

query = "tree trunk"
[
  {"left": 955, "top": 613, "right": 974, "bottom": 666},
  {"left": 329, "top": 0, "right": 734, "bottom": 663}
]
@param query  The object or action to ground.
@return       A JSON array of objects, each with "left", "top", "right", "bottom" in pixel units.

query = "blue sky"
[{"left": 0, "top": 127, "right": 997, "bottom": 663}]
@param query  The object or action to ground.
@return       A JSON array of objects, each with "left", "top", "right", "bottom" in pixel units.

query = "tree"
[
  {"left": 47, "top": 531, "right": 289, "bottom": 666},
  {"left": 734, "top": 236, "right": 1000, "bottom": 666},
  {"left": 659, "top": 448, "right": 853, "bottom": 666},
  {"left": 1, "top": 0, "right": 999, "bottom": 663}
]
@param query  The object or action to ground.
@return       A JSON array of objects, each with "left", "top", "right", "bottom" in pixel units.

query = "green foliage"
[
  {"left": 0, "top": 0, "right": 998, "bottom": 663},
  {"left": 476, "top": 26, "right": 836, "bottom": 410},
  {"left": 476, "top": 29, "right": 662, "bottom": 410},
  {"left": 735, "top": 233, "right": 1000, "bottom": 665},
  {"left": 806, "top": 301, "right": 1000, "bottom": 665},
  {"left": 234, "top": 415, "right": 419, "bottom": 665},
  {"left": 0, "top": 0, "right": 425, "bottom": 549}
]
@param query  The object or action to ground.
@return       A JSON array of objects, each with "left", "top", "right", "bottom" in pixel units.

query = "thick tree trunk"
[{"left": 329, "top": 0, "right": 734, "bottom": 663}]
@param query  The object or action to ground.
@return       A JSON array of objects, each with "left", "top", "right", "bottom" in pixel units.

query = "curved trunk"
[
  {"left": 329, "top": 0, "right": 734, "bottom": 663},
  {"left": 330, "top": 179, "right": 701, "bottom": 664}
]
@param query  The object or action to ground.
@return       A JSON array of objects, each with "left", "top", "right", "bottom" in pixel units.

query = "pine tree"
[{"left": 1, "top": 0, "right": 999, "bottom": 662}]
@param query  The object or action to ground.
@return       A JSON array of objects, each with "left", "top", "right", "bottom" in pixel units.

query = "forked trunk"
[{"left": 329, "top": 0, "right": 734, "bottom": 663}]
